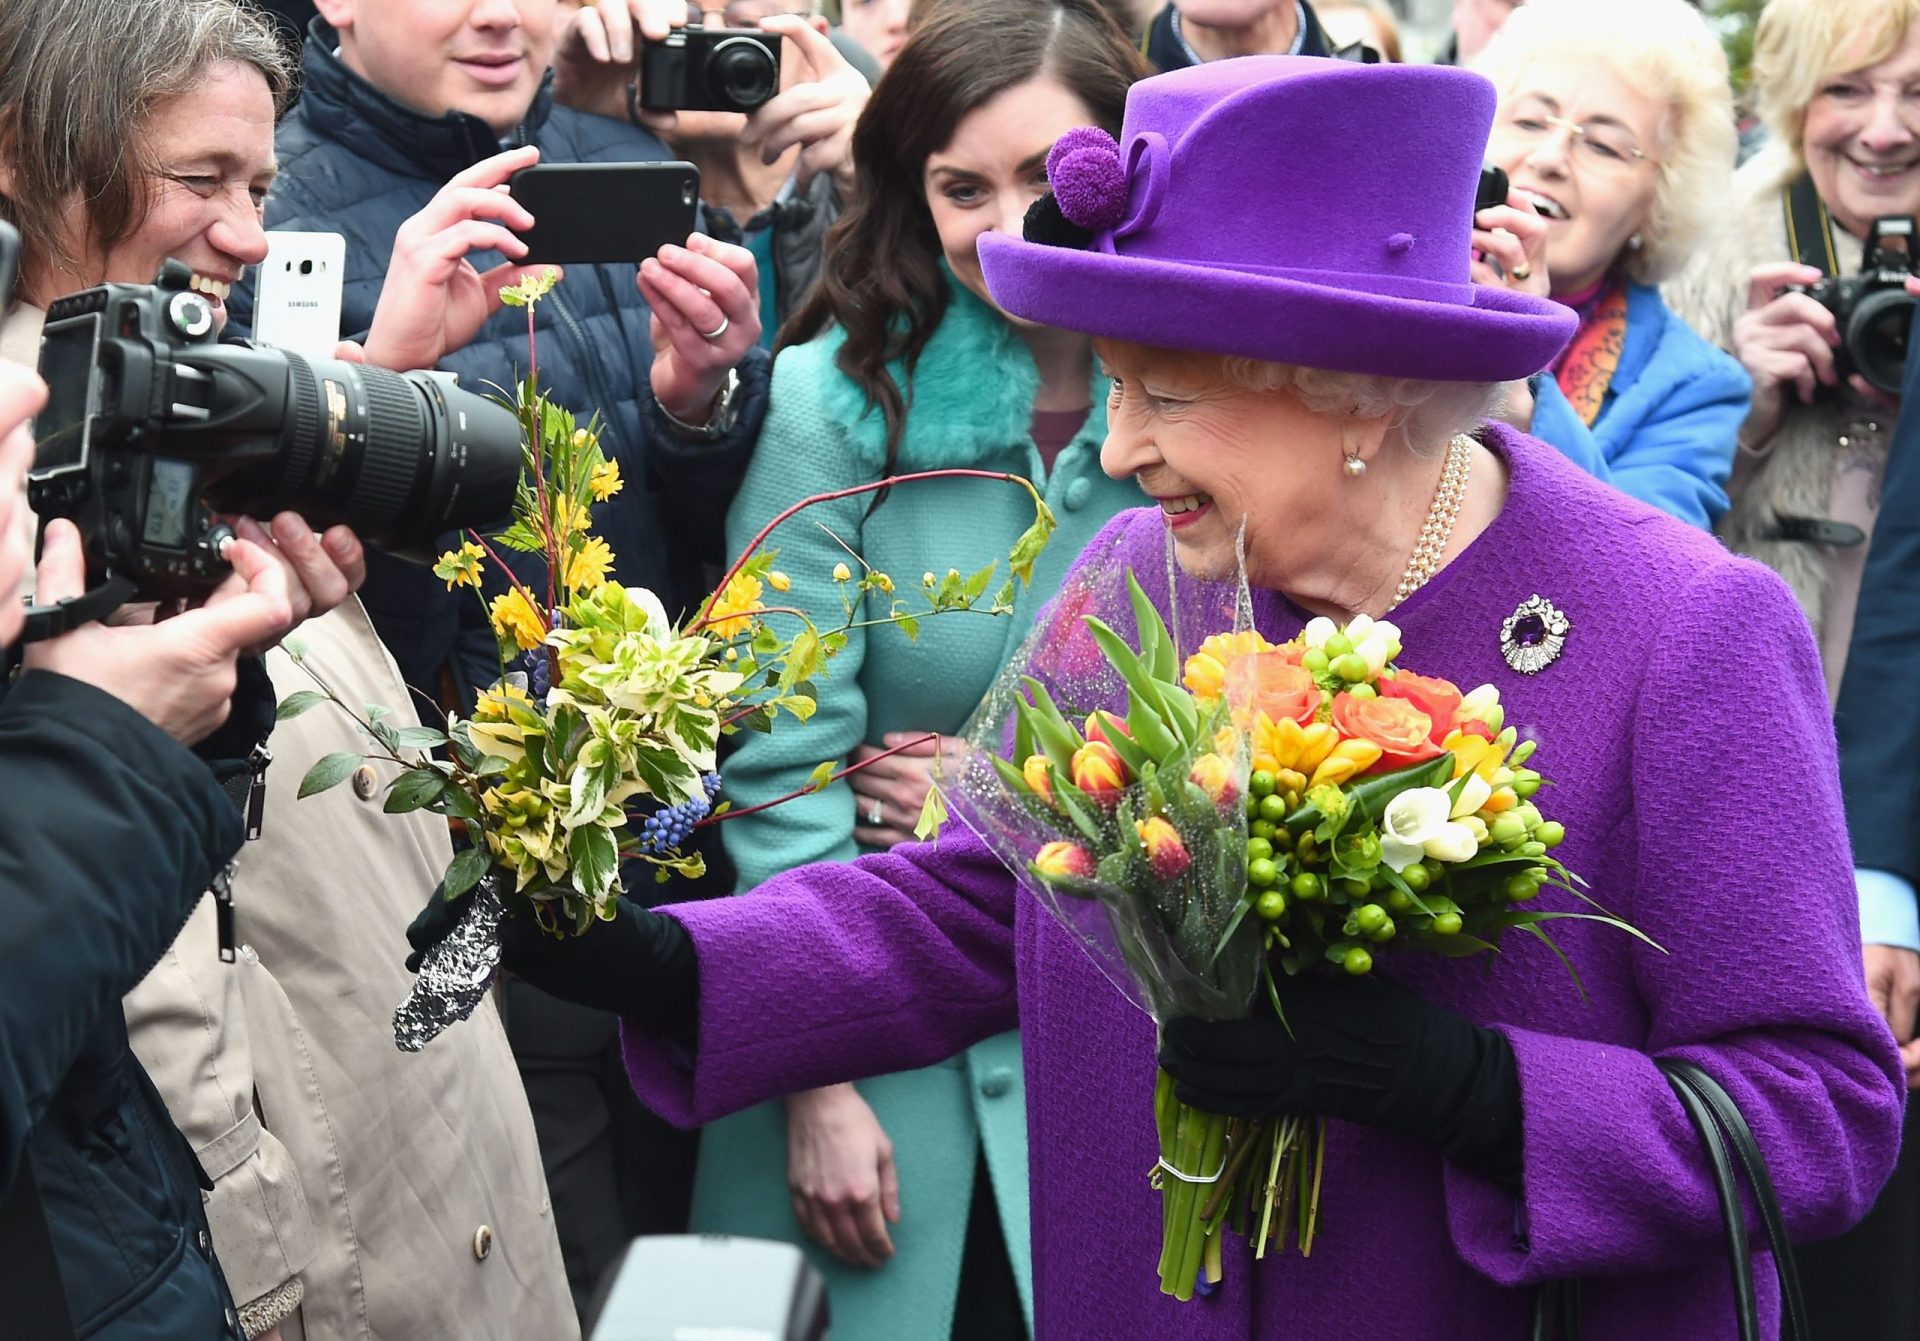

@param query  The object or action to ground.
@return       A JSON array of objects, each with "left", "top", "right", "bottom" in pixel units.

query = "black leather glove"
[
  {"left": 1159, "top": 971, "right": 1523, "bottom": 1189},
  {"left": 406, "top": 884, "right": 700, "bottom": 1044}
]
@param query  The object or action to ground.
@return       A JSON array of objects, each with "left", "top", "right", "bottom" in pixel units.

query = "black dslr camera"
[
  {"left": 28, "top": 260, "right": 521, "bottom": 633},
  {"left": 639, "top": 27, "right": 781, "bottom": 114},
  {"left": 1786, "top": 214, "right": 1918, "bottom": 396}
]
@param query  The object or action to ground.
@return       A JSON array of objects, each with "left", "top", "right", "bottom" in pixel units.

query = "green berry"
[
  {"left": 1338, "top": 877, "right": 1370, "bottom": 902},
  {"left": 1301, "top": 648, "right": 1330, "bottom": 675},
  {"left": 1343, "top": 947, "right": 1374, "bottom": 975},
  {"left": 1250, "top": 769, "right": 1277, "bottom": 798},
  {"left": 1512, "top": 770, "right": 1542, "bottom": 798},
  {"left": 1247, "top": 857, "right": 1279, "bottom": 888},
  {"left": 1401, "top": 862, "right": 1431, "bottom": 893},
  {"left": 1536, "top": 820, "right": 1565, "bottom": 849},
  {"left": 1353, "top": 903, "right": 1389, "bottom": 935},
  {"left": 1256, "top": 889, "right": 1288, "bottom": 921},
  {"left": 1505, "top": 873, "right": 1538, "bottom": 901},
  {"left": 1323, "top": 632, "right": 1353, "bottom": 659},
  {"left": 1347, "top": 683, "right": 1378, "bottom": 700},
  {"left": 1250, "top": 819, "right": 1275, "bottom": 841},
  {"left": 1290, "top": 872, "right": 1324, "bottom": 902},
  {"left": 1368, "top": 919, "right": 1397, "bottom": 943},
  {"left": 1334, "top": 652, "right": 1371, "bottom": 683},
  {"left": 1257, "top": 793, "right": 1289, "bottom": 823},
  {"left": 1432, "top": 911, "right": 1463, "bottom": 936},
  {"left": 1246, "top": 837, "right": 1274, "bottom": 863},
  {"left": 1385, "top": 886, "right": 1414, "bottom": 913}
]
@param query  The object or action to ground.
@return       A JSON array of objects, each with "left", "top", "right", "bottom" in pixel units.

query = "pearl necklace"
[{"left": 1390, "top": 434, "right": 1474, "bottom": 609}]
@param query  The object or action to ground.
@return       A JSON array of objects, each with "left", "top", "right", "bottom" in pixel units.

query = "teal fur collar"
[{"left": 812, "top": 265, "right": 1105, "bottom": 470}]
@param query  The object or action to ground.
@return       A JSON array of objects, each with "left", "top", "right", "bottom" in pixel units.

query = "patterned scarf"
[{"left": 1552, "top": 281, "right": 1628, "bottom": 427}]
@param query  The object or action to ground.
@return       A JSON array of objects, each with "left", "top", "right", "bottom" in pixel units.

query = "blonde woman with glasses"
[{"left": 1468, "top": 0, "right": 1749, "bottom": 531}]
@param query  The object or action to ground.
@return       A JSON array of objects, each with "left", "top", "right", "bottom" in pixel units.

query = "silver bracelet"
[{"left": 657, "top": 366, "right": 741, "bottom": 441}]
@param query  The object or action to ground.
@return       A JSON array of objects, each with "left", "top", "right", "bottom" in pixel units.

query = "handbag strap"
[
  {"left": 1531, "top": 1060, "right": 1809, "bottom": 1341},
  {"left": 1662, "top": 1058, "right": 1810, "bottom": 1341}
]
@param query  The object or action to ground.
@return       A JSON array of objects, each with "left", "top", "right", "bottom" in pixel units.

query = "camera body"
[
  {"left": 1787, "top": 214, "right": 1918, "bottom": 396},
  {"left": 638, "top": 27, "right": 781, "bottom": 114},
  {"left": 31, "top": 260, "right": 521, "bottom": 604}
]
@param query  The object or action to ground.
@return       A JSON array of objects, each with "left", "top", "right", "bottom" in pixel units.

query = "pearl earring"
[
  {"left": 1627, "top": 234, "right": 1643, "bottom": 252},
  {"left": 1343, "top": 450, "right": 1367, "bottom": 478}
]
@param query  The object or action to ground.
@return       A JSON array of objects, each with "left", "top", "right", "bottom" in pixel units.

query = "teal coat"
[{"left": 697, "top": 276, "right": 1137, "bottom": 1338}]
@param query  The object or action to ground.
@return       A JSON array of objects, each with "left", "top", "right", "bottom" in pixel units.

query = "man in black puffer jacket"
[{"left": 229, "top": 10, "right": 771, "bottom": 715}]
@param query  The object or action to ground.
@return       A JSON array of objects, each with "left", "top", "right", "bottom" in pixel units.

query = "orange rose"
[
  {"left": 1225, "top": 651, "right": 1319, "bottom": 728},
  {"left": 1376, "top": 670, "right": 1464, "bottom": 747},
  {"left": 1330, "top": 692, "right": 1442, "bottom": 772}
]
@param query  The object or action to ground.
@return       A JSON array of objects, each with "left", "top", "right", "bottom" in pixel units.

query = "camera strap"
[
  {"left": 17, "top": 574, "right": 140, "bottom": 645},
  {"left": 1782, "top": 172, "right": 1841, "bottom": 278}
]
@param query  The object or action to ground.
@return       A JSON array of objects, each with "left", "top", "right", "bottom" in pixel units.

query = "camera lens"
[
  {"left": 709, "top": 36, "right": 777, "bottom": 110},
  {"left": 202, "top": 348, "right": 522, "bottom": 559},
  {"left": 1846, "top": 286, "right": 1914, "bottom": 396}
]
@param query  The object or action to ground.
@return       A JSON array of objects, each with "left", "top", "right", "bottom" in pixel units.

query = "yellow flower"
[
  {"left": 589, "top": 459, "right": 623, "bottom": 502},
  {"left": 552, "top": 495, "right": 593, "bottom": 535},
  {"left": 832, "top": 562, "right": 852, "bottom": 583},
  {"left": 565, "top": 536, "right": 615, "bottom": 592},
  {"left": 1250, "top": 715, "right": 1340, "bottom": 777},
  {"left": 1183, "top": 630, "right": 1280, "bottom": 701},
  {"left": 1307, "top": 737, "right": 1384, "bottom": 788},
  {"left": 870, "top": 571, "right": 894, "bottom": 594},
  {"left": 472, "top": 680, "right": 535, "bottom": 723},
  {"left": 705, "top": 572, "right": 764, "bottom": 638},
  {"left": 433, "top": 540, "right": 486, "bottom": 591},
  {"left": 489, "top": 588, "right": 547, "bottom": 651},
  {"left": 767, "top": 570, "right": 792, "bottom": 593}
]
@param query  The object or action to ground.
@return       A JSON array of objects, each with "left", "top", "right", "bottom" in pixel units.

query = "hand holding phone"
[{"left": 253, "top": 232, "right": 346, "bottom": 359}]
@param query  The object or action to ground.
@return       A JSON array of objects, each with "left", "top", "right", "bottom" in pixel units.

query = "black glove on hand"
[
  {"left": 1159, "top": 971, "right": 1524, "bottom": 1189},
  {"left": 406, "top": 885, "right": 700, "bottom": 1045}
]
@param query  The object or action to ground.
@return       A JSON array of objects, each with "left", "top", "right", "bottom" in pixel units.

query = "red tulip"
[
  {"left": 1085, "top": 710, "right": 1131, "bottom": 751},
  {"left": 1034, "top": 841, "right": 1096, "bottom": 880},
  {"left": 1188, "top": 752, "right": 1240, "bottom": 812},
  {"left": 1021, "top": 754, "right": 1056, "bottom": 807},
  {"left": 1135, "top": 816, "right": 1192, "bottom": 881},
  {"left": 1070, "top": 740, "right": 1128, "bottom": 808}
]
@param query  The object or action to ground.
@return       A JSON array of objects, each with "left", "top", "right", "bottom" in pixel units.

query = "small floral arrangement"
[
  {"left": 287, "top": 271, "right": 1054, "bottom": 1046},
  {"left": 962, "top": 573, "right": 1650, "bottom": 1300}
]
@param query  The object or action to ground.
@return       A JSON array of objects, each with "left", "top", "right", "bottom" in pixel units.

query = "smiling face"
[
  {"left": 923, "top": 75, "right": 1098, "bottom": 320},
  {"left": 1486, "top": 54, "right": 1667, "bottom": 295},
  {"left": 1803, "top": 24, "right": 1920, "bottom": 242},
  {"left": 319, "top": 0, "right": 556, "bottom": 137},
  {"left": 1096, "top": 340, "right": 1348, "bottom": 586},
  {"left": 37, "top": 61, "right": 277, "bottom": 325}
]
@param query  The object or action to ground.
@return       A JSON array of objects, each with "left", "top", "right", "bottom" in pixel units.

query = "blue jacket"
[
  {"left": 231, "top": 23, "right": 769, "bottom": 706},
  {"left": 0, "top": 672, "right": 264, "bottom": 1340},
  {"left": 1529, "top": 281, "right": 1750, "bottom": 530}
]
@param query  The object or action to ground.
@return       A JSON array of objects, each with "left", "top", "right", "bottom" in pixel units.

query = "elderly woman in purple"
[{"left": 449, "top": 58, "right": 1901, "bottom": 1338}]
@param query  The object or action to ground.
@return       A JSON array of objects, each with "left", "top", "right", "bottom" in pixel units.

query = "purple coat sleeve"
[
  {"left": 622, "top": 821, "right": 1020, "bottom": 1127},
  {"left": 1443, "top": 560, "right": 1905, "bottom": 1282}
]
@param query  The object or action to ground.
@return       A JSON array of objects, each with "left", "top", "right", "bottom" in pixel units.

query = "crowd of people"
[{"left": 0, "top": 0, "right": 1917, "bottom": 1337}]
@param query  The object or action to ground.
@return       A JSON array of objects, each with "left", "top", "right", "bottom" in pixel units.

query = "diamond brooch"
[{"left": 1500, "top": 594, "right": 1570, "bottom": 675}]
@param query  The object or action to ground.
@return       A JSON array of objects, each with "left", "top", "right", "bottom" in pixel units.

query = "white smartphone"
[{"left": 252, "top": 231, "right": 345, "bottom": 359}]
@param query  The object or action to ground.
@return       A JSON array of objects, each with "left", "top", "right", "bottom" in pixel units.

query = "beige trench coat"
[{"left": 126, "top": 601, "right": 577, "bottom": 1340}]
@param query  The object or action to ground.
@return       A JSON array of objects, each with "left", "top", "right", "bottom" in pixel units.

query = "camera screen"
[
  {"left": 142, "top": 457, "right": 195, "bottom": 550},
  {"left": 34, "top": 315, "right": 99, "bottom": 473}
]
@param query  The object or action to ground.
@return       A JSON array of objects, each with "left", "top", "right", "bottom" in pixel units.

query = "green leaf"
[
  {"left": 298, "top": 752, "right": 364, "bottom": 799},
  {"left": 895, "top": 612, "right": 919, "bottom": 642},
  {"left": 390, "top": 725, "right": 449, "bottom": 749},
  {"left": 1008, "top": 494, "right": 1057, "bottom": 587},
  {"left": 1127, "top": 571, "right": 1178, "bottom": 684},
  {"left": 962, "top": 562, "right": 997, "bottom": 604},
  {"left": 568, "top": 822, "right": 619, "bottom": 901},
  {"left": 275, "top": 690, "right": 331, "bottom": 721},
  {"left": 775, "top": 694, "right": 816, "bottom": 723},
  {"left": 914, "top": 785, "right": 948, "bottom": 842},
  {"left": 384, "top": 768, "right": 449, "bottom": 813},
  {"left": 434, "top": 786, "right": 485, "bottom": 824},
  {"left": 778, "top": 627, "right": 822, "bottom": 693},
  {"left": 806, "top": 759, "right": 837, "bottom": 793},
  {"left": 442, "top": 846, "right": 491, "bottom": 901}
]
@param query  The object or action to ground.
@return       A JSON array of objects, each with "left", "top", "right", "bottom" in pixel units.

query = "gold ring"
[{"left": 1509, "top": 263, "right": 1532, "bottom": 282}]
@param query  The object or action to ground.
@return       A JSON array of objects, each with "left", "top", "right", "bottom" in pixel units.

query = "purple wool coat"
[{"left": 626, "top": 426, "right": 1903, "bottom": 1339}]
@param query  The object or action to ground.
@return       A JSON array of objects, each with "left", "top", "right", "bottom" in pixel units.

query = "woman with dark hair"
[{"left": 693, "top": 1, "right": 1147, "bottom": 1335}]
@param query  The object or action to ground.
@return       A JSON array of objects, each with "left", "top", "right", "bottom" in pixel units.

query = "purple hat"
[{"left": 978, "top": 57, "right": 1574, "bottom": 382}]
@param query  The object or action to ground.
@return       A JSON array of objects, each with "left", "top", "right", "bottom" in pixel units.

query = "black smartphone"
[
  {"left": 0, "top": 219, "right": 18, "bottom": 312},
  {"left": 1474, "top": 164, "right": 1509, "bottom": 216},
  {"left": 509, "top": 162, "right": 701, "bottom": 265}
]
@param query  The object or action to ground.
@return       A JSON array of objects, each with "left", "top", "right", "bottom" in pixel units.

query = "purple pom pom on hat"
[{"left": 1046, "top": 127, "right": 1128, "bottom": 233}]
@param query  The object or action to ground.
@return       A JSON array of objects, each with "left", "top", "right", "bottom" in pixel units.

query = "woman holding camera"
[
  {"left": 1467, "top": 0, "right": 1749, "bottom": 532},
  {"left": 1666, "top": 0, "right": 1920, "bottom": 1330},
  {"left": 692, "top": 2, "right": 1146, "bottom": 1336}
]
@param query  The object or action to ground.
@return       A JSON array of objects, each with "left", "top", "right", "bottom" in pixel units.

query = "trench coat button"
[
  {"left": 473, "top": 1224, "right": 494, "bottom": 1260},
  {"left": 979, "top": 1066, "right": 1014, "bottom": 1099},
  {"left": 352, "top": 764, "right": 379, "bottom": 801},
  {"left": 1063, "top": 477, "right": 1093, "bottom": 511},
  {"left": 224, "top": 1305, "right": 240, "bottom": 1334},
  {"left": 197, "top": 1227, "right": 212, "bottom": 1256}
]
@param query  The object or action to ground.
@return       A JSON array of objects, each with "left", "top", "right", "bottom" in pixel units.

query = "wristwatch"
[{"left": 658, "top": 367, "right": 741, "bottom": 441}]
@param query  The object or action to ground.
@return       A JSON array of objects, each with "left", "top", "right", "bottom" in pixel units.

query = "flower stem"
[{"left": 690, "top": 732, "right": 940, "bottom": 828}]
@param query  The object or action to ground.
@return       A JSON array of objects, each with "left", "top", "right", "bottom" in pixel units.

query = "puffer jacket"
[
  {"left": 0, "top": 668, "right": 271, "bottom": 1340},
  {"left": 230, "top": 21, "right": 769, "bottom": 707}
]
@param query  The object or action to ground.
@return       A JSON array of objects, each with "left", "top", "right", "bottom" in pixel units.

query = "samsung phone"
[
  {"left": 253, "top": 231, "right": 346, "bottom": 359},
  {"left": 509, "top": 162, "right": 701, "bottom": 265}
]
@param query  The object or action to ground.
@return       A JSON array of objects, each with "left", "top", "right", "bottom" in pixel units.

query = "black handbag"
[{"left": 1532, "top": 1057, "right": 1810, "bottom": 1341}]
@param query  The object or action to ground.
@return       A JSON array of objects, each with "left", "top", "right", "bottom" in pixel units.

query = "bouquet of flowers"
[
  {"left": 287, "top": 271, "right": 1055, "bottom": 1050},
  {"left": 951, "top": 552, "right": 1650, "bottom": 1301}
]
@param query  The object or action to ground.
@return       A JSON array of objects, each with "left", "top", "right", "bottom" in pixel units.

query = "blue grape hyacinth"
[{"left": 634, "top": 774, "right": 722, "bottom": 857}]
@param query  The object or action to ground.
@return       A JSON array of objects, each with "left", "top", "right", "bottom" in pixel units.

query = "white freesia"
[
  {"left": 1456, "top": 683, "right": 1503, "bottom": 733},
  {"left": 1450, "top": 770, "right": 1492, "bottom": 819},
  {"left": 1303, "top": 617, "right": 1338, "bottom": 649},
  {"left": 1380, "top": 785, "right": 1480, "bottom": 872}
]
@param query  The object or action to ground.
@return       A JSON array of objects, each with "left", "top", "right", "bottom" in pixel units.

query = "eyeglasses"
[
  {"left": 1491, "top": 106, "right": 1653, "bottom": 175},
  {"left": 685, "top": 0, "right": 808, "bottom": 26}
]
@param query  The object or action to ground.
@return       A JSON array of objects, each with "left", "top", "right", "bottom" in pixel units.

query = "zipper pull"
[
  {"left": 212, "top": 861, "right": 238, "bottom": 965},
  {"left": 243, "top": 742, "right": 273, "bottom": 842}
]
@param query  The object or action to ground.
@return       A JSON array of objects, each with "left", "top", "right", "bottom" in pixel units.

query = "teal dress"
[{"left": 695, "top": 273, "right": 1138, "bottom": 1338}]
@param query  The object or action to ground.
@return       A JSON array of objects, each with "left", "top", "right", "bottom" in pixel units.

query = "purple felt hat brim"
[{"left": 979, "top": 231, "right": 1575, "bottom": 383}]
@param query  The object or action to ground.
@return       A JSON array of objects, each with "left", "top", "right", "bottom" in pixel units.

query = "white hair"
[
  {"left": 1218, "top": 359, "right": 1504, "bottom": 456},
  {"left": 1470, "top": 0, "right": 1737, "bottom": 286}
]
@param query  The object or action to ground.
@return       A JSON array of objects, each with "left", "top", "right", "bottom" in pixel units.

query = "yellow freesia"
[
  {"left": 1308, "top": 737, "right": 1383, "bottom": 788},
  {"left": 588, "top": 459, "right": 624, "bottom": 501},
  {"left": 1251, "top": 715, "right": 1341, "bottom": 777},
  {"left": 705, "top": 572, "right": 764, "bottom": 639},
  {"left": 1182, "top": 630, "right": 1278, "bottom": 702},
  {"left": 489, "top": 589, "right": 546, "bottom": 651},
  {"left": 565, "top": 536, "right": 615, "bottom": 592},
  {"left": 1443, "top": 728, "right": 1506, "bottom": 783}
]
